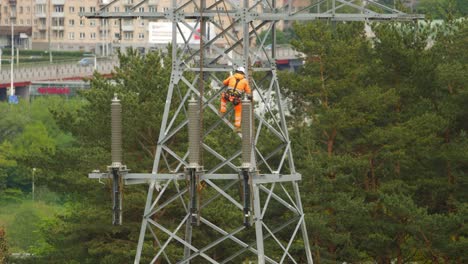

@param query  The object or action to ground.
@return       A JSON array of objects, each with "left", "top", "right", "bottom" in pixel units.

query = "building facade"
[{"left": 0, "top": 0, "right": 247, "bottom": 55}]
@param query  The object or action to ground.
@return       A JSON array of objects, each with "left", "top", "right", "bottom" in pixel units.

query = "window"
[
  {"left": 114, "top": 7, "right": 120, "bottom": 12},
  {"left": 90, "top": 32, "right": 96, "bottom": 39},
  {"left": 80, "top": 32, "right": 85, "bottom": 39},
  {"left": 69, "top": 19, "right": 75, "bottom": 26},
  {"left": 79, "top": 7, "right": 85, "bottom": 13},
  {"left": 27, "top": 19, "right": 31, "bottom": 25},
  {"left": 69, "top": 32, "right": 75, "bottom": 40},
  {"left": 90, "top": 7, "right": 96, "bottom": 12},
  {"left": 69, "top": 7, "right": 75, "bottom": 13},
  {"left": 90, "top": 19, "right": 96, "bottom": 26},
  {"left": 149, "top": 6, "right": 157, "bottom": 12},
  {"left": 4, "top": 7, "right": 8, "bottom": 13},
  {"left": 27, "top": 7, "right": 30, "bottom": 13},
  {"left": 139, "top": 7, "right": 144, "bottom": 12},
  {"left": 124, "top": 32, "right": 133, "bottom": 39},
  {"left": 20, "top": 19, "right": 24, "bottom": 25},
  {"left": 163, "top": 7, "right": 169, "bottom": 11},
  {"left": 36, "top": 5, "right": 46, "bottom": 14},
  {"left": 80, "top": 19, "right": 85, "bottom": 26},
  {"left": 138, "top": 33, "right": 145, "bottom": 39},
  {"left": 19, "top": 7, "right": 23, "bottom": 14},
  {"left": 52, "top": 18, "right": 64, "bottom": 27},
  {"left": 55, "top": 5, "right": 64, "bottom": 12},
  {"left": 125, "top": 7, "right": 131, "bottom": 12}
]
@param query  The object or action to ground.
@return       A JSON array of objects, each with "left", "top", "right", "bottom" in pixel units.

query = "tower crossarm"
[
  {"left": 81, "top": 0, "right": 423, "bottom": 21},
  {"left": 89, "top": 172, "right": 301, "bottom": 185},
  {"left": 82, "top": 11, "right": 422, "bottom": 22}
]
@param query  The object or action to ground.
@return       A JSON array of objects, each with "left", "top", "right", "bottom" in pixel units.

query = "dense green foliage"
[
  {"left": 0, "top": 227, "right": 8, "bottom": 263},
  {"left": 258, "top": 28, "right": 297, "bottom": 45},
  {"left": 280, "top": 19, "right": 468, "bottom": 263},
  {"left": 0, "top": 19, "right": 467, "bottom": 263},
  {"left": 416, "top": 0, "right": 468, "bottom": 19}
]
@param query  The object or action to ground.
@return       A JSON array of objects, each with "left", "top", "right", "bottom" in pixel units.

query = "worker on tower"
[{"left": 220, "top": 66, "right": 252, "bottom": 129}]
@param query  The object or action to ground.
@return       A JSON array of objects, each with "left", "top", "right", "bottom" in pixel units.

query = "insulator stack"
[
  {"left": 241, "top": 98, "right": 252, "bottom": 167},
  {"left": 188, "top": 97, "right": 201, "bottom": 167},
  {"left": 111, "top": 95, "right": 122, "bottom": 167}
]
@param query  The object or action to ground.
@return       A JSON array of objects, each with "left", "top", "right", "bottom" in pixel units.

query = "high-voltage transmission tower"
[{"left": 86, "top": 0, "right": 422, "bottom": 263}]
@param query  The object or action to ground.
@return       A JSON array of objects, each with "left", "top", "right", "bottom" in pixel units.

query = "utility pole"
[
  {"left": 10, "top": 1, "right": 15, "bottom": 98},
  {"left": 32, "top": 168, "right": 36, "bottom": 201},
  {"left": 48, "top": 0, "right": 52, "bottom": 63}
]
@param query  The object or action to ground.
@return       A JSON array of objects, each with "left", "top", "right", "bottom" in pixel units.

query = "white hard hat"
[{"left": 236, "top": 66, "right": 246, "bottom": 74}]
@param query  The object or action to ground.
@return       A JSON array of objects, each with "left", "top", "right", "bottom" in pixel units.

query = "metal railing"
[{"left": 0, "top": 57, "right": 119, "bottom": 83}]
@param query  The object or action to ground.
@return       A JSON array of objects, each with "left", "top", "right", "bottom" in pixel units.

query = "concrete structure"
[
  {"left": 0, "top": 57, "right": 117, "bottom": 101},
  {"left": 0, "top": 80, "right": 91, "bottom": 101}
]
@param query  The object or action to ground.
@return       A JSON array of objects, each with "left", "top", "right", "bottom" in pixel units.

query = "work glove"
[{"left": 155, "top": 181, "right": 162, "bottom": 191}]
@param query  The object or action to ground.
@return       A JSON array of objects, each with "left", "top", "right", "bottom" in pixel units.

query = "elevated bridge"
[
  {"left": 0, "top": 58, "right": 119, "bottom": 101},
  {"left": 0, "top": 58, "right": 119, "bottom": 84},
  {"left": 0, "top": 48, "right": 301, "bottom": 102}
]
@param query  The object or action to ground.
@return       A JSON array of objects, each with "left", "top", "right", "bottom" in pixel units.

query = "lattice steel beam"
[{"left": 86, "top": 0, "right": 422, "bottom": 263}]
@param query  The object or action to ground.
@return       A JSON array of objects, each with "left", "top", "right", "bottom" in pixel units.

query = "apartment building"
[
  {"left": 0, "top": 0, "right": 34, "bottom": 49},
  {"left": 0, "top": 0, "right": 312, "bottom": 55},
  {"left": 31, "top": 0, "right": 165, "bottom": 54},
  {"left": 0, "top": 0, "right": 237, "bottom": 55}
]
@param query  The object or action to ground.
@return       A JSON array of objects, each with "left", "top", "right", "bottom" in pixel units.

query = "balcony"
[
  {"left": 36, "top": 24, "right": 47, "bottom": 30},
  {"left": 51, "top": 12, "right": 64, "bottom": 17},
  {"left": 35, "top": 12, "right": 47, "bottom": 17},
  {"left": 51, "top": 0, "right": 65, "bottom": 4},
  {"left": 99, "top": 0, "right": 113, "bottom": 5},
  {"left": 122, "top": 25, "right": 134, "bottom": 31},
  {"left": 51, "top": 25, "right": 64, "bottom": 30},
  {"left": 35, "top": 0, "right": 46, "bottom": 4}
]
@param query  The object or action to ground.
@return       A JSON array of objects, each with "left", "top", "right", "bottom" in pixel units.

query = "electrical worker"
[{"left": 220, "top": 66, "right": 252, "bottom": 129}]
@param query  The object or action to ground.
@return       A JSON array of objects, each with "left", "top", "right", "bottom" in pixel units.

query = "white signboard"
[{"left": 148, "top": 22, "right": 217, "bottom": 44}]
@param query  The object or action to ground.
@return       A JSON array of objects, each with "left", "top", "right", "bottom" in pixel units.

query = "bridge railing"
[{"left": 0, "top": 58, "right": 119, "bottom": 83}]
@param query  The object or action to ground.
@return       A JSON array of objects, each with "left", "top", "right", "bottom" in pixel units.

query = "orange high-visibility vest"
[{"left": 223, "top": 73, "right": 251, "bottom": 94}]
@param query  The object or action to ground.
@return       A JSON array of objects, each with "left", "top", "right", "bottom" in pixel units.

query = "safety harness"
[{"left": 224, "top": 78, "right": 242, "bottom": 106}]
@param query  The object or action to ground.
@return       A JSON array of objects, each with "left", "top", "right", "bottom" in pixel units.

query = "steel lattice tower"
[{"left": 86, "top": 1, "right": 422, "bottom": 263}]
